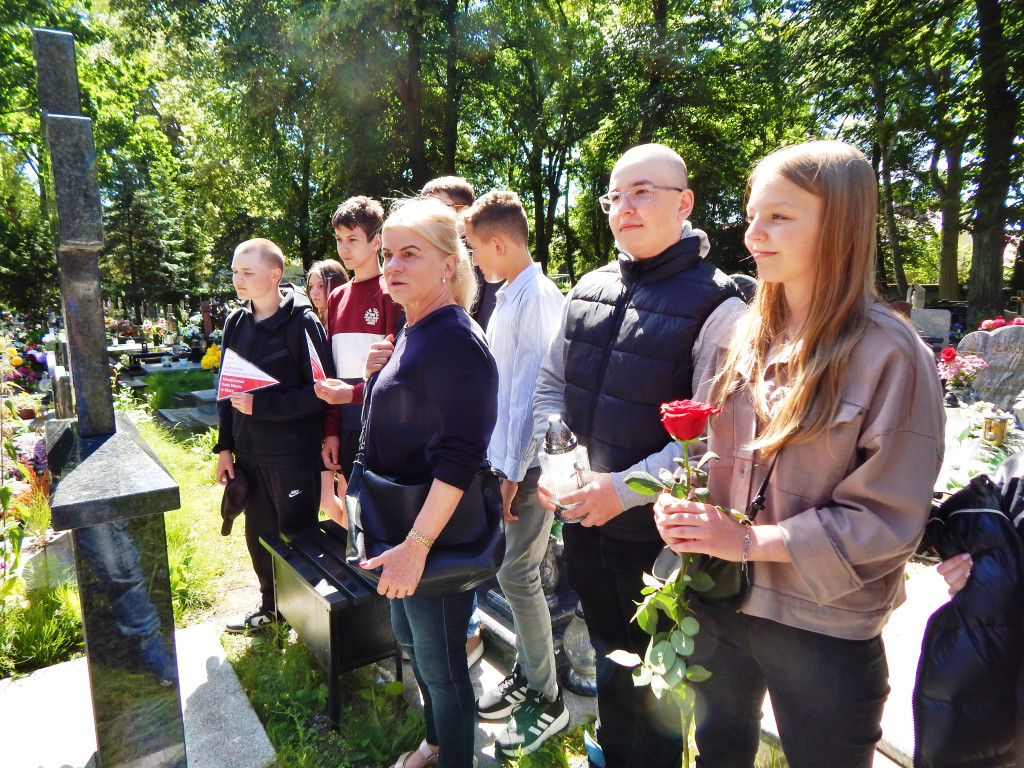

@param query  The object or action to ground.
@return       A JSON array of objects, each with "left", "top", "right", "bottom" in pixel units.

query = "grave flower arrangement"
[
  {"left": 105, "top": 317, "right": 131, "bottom": 333},
  {"left": 937, "top": 347, "right": 988, "bottom": 390},
  {"left": 180, "top": 323, "right": 204, "bottom": 346},
  {"left": 609, "top": 400, "right": 727, "bottom": 716},
  {"left": 978, "top": 315, "right": 1024, "bottom": 331},
  {"left": 201, "top": 344, "right": 221, "bottom": 371}
]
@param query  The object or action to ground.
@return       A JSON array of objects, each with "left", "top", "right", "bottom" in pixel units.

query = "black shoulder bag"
[
  {"left": 652, "top": 451, "right": 780, "bottom": 611},
  {"left": 344, "top": 371, "right": 505, "bottom": 596}
]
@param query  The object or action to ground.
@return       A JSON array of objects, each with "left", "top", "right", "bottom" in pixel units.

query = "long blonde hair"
[
  {"left": 711, "top": 140, "right": 879, "bottom": 455},
  {"left": 383, "top": 197, "right": 477, "bottom": 310}
]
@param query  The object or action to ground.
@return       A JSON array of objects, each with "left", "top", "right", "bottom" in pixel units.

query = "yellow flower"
[
  {"left": 10, "top": 355, "right": 23, "bottom": 367},
  {"left": 201, "top": 344, "right": 221, "bottom": 370}
]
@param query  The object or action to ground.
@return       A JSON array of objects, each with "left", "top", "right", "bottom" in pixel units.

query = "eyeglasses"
[{"left": 598, "top": 184, "right": 685, "bottom": 213}]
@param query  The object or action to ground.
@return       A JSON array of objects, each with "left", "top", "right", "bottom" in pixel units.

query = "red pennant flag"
[
  {"left": 306, "top": 330, "right": 327, "bottom": 382},
  {"left": 217, "top": 348, "right": 280, "bottom": 400}
]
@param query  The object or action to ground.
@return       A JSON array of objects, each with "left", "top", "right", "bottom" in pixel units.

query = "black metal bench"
[{"left": 261, "top": 519, "right": 401, "bottom": 727}]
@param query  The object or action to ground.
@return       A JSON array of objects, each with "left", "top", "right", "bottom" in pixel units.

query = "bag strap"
[
  {"left": 353, "top": 371, "right": 376, "bottom": 464},
  {"left": 745, "top": 451, "right": 780, "bottom": 523}
]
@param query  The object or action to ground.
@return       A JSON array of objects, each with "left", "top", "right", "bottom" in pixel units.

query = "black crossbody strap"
[
  {"left": 746, "top": 451, "right": 780, "bottom": 522},
  {"left": 354, "top": 372, "right": 376, "bottom": 463}
]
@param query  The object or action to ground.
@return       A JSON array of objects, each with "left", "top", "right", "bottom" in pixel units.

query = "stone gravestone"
[
  {"left": 33, "top": 28, "right": 187, "bottom": 768},
  {"left": 911, "top": 308, "right": 951, "bottom": 347},
  {"left": 957, "top": 324, "right": 1024, "bottom": 410}
]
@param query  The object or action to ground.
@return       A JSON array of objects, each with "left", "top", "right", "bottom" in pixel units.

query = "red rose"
[
  {"left": 940, "top": 347, "right": 957, "bottom": 363},
  {"left": 660, "top": 399, "right": 721, "bottom": 442}
]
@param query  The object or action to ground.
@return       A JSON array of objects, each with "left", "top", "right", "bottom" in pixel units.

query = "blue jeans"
[{"left": 390, "top": 589, "right": 477, "bottom": 768}]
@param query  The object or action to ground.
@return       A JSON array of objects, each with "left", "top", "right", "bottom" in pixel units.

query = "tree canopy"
[{"left": 2, "top": 0, "right": 1021, "bottom": 322}]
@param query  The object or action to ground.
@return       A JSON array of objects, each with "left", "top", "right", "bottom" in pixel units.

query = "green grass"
[
  {"left": 225, "top": 628, "right": 424, "bottom": 768},
  {"left": 504, "top": 720, "right": 589, "bottom": 767},
  {"left": 142, "top": 370, "right": 216, "bottom": 411},
  {"left": 135, "top": 419, "right": 246, "bottom": 624}
]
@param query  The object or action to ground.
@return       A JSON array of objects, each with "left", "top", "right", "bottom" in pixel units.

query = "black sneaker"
[
  {"left": 225, "top": 606, "right": 278, "bottom": 634},
  {"left": 477, "top": 665, "right": 528, "bottom": 720},
  {"left": 495, "top": 690, "right": 570, "bottom": 758}
]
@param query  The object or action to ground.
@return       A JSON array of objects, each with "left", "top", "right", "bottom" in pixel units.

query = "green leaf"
[
  {"left": 688, "top": 570, "right": 716, "bottom": 592},
  {"left": 642, "top": 571, "right": 663, "bottom": 589},
  {"left": 383, "top": 680, "right": 404, "bottom": 697},
  {"left": 650, "top": 674, "right": 669, "bottom": 700},
  {"left": 673, "top": 457, "right": 688, "bottom": 468},
  {"left": 679, "top": 616, "right": 700, "bottom": 636},
  {"left": 624, "top": 471, "right": 666, "bottom": 494},
  {"left": 672, "top": 483, "right": 689, "bottom": 499},
  {"left": 693, "top": 487, "right": 712, "bottom": 503},
  {"left": 696, "top": 451, "right": 719, "bottom": 469},
  {"left": 728, "top": 507, "right": 752, "bottom": 525},
  {"left": 671, "top": 630, "right": 695, "bottom": 656},
  {"left": 607, "top": 649, "right": 643, "bottom": 668},
  {"left": 663, "top": 659, "right": 685, "bottom": 687},
  {"left": 686, "top": 664, "right": 713, "bottom": 682},
  {"left": 652, "top": 640, "right": 676, "bottom": 672},
  {"left": 632, "top": 665, "right": 653, "bottom": 686},
  {"left": 658, "top": 468, "right": 676, "bottom": 487},
  {"left": 636, "top": 604, "right": 658, "bottom": 635}
]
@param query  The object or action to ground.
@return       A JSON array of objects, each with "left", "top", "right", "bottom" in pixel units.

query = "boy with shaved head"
[
  {"left": 214, "top": 237, "right": 333, "bottom": 634},
  {"left": 532, "top": 144, "right": 744, "bottom": 768}
]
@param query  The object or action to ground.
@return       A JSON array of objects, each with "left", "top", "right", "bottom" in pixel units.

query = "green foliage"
[
  {"left": 142, "top": 370, "right": 215, "bottom": 411},
  {"left": 3, "top": 582, "right": 83, "bottom": 673},
  {"left": 504, "top": 719, "right": 589, "bottom": 768},
  {"left": 226, "top": 634, "right": 424, "bottom": 768},
  {"left": 2, "top": 0, "right": 1021, "bottom": 313}
]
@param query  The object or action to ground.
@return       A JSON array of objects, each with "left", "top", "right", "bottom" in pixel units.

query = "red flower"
[
  {"left": 660, "top": 399, "right": 721, "bottom": 442},
  {"left": 940, "top": 347, "right": 957, "bottom": 363}
]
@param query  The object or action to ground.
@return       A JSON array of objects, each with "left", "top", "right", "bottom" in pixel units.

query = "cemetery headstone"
[
  {"left": 957, "top": 324, "right": 1024, "bottom": 410},
  {"left": 911, "top": 308, "right": 951, "bottom": 346},
  {"left": 34, "top": 27, "right": 186, "bottom": 768}
]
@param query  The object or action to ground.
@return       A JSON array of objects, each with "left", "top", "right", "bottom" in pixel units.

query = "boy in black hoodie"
[{"left": 213, "top": 238, "right": 334, "bottom": 633}]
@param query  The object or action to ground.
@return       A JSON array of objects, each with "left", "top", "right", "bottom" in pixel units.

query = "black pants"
[
  {"left": 562, "top": 524, "right": 684, "bottom": 768},
  {"left": 689, "top": 602, "right": 890, "bottom": 768},
  {"left": 236, "top": 457, "right": 321, "bottom": 613}
]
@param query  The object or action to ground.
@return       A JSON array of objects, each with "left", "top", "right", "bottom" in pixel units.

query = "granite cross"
[{"left": 33, "top": 28, "right": 187, "bottom": 768}]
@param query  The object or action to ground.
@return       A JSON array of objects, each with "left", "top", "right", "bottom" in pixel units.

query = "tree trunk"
[
  {"left": 298, "top": 134, "right": 312, "bottom": 270},
  {"left": 637, "top": 0, "right": 668, "bottom": 143},
  {"left": 968, "top": 0, "right": 1019, "bottom": 322},
  {"left": 529, "top": 149, "right": 547, "bottom": 274},
  {"left": 872, "top": 75, "right": 906, "bottom": 297},
  {"left": 930, "top": 140, "right": 964, "bottom": 301},
  {"left": 880, "top": 152, "right": 907, "bottom": 298},
  {"left": 396, "top": 0, "right": 430, "bottom": 188},
  {"left": 441, "top": 0, "right": 460, "bottom": 174}
]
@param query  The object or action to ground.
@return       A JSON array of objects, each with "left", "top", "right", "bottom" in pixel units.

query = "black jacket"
[
  {"left": 914, "top": 451, "right": 1024, "bottom": 768},
  {"left": 562, "top": 235, "right": 740, "bottom": 542},
  {"left": 213, "top": 285, "right": 334, "bottom": 466}
]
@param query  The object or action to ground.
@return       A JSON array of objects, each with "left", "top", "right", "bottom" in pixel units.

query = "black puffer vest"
[
  {"left": 563, "top": 236, "right": 740, "bottom": 542},
  {"left": 914, "top": 452, "right": 1024, "bottom": 768}
]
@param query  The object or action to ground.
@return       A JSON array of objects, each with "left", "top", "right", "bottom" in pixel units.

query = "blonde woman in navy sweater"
[{"left": 360, "top": 197, "right": 498, "bottom": 768}]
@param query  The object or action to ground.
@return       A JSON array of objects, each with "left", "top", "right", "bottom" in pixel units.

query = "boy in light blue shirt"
[{"left": 462, "top": 191, "right": 568, "bottom": 758}]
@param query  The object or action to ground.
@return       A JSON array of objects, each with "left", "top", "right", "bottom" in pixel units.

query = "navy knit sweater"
[{"left": 363, "top": 304, "right": 498, "bottom": 490}]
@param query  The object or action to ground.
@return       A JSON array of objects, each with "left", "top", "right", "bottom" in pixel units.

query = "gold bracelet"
[{"left": 407, "top": 528, "right": 435, "bottom": 549}]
